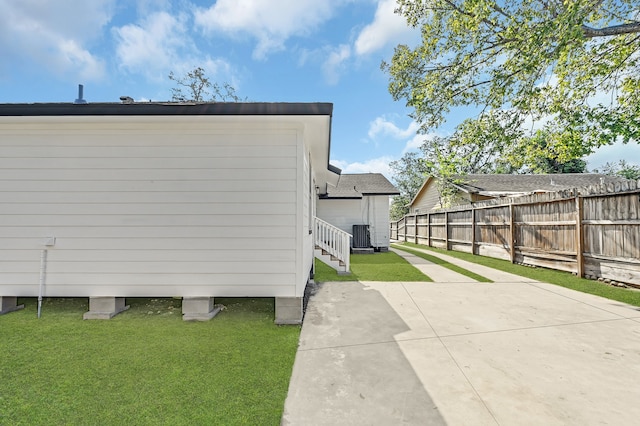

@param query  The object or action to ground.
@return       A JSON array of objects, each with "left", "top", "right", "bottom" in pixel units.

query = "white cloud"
[
  {"left": 332, "top": 156, "right": 395, "bottom": 178},
  {"left": 313, "top": 0, "right": 417, "bottom": 84},
  {"left": 368, "top": 116, "right": 420, "bottom": 139},
  {"left": 354, "top": 0, "right": 416, "bottom": 56},
  {"left": 0, "top": 0, "right": 113, "bottom": 81},
  {"left": 402, "top": 133, "right": 428, "bottom": 153},
  {"left": 58, "top": 40, "right": 106, "bottom": 82},
  {"left": 112, "top": 11, "right": 236, "bottom": 86},
  {"left": 367, "top": 115, "right": 445, "bottom": 154},
  {"left": 322, "top": 44, "right": 351, "bottom": 85},
  {"left": 113, "top": 12, "right": 190, "bottom": 79},
  {"left": 194, "top": 0, "right": 341, "bottom": 60}
]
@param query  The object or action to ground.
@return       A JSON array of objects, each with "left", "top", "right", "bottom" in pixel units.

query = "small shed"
[
  {"left": 317, "top": 173, "right": 399, "bottom": 251},
  {"left": 0, "top": 102, "right": 342, "bottom": 324}
]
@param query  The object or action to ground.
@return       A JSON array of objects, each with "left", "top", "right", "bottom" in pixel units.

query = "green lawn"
[
  {"left": 314, "top": 251, "right": 432, "bottom": 282},
  {"left": 0, "top": 297, "right": 300, "bottom": 426},
  {"left": 396, "top": 242, "right": 640, "bottom": 307}
]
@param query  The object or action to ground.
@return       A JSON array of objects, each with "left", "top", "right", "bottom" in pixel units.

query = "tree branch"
[{"left": 582, "top": 22, "right": 640, "bottom": 38}]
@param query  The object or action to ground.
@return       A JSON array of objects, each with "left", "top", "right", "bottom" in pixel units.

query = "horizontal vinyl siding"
[
  {"left": 0, "top": 249, "right": 296, "bottom": 262},
  {"left": 316, "top": 199, "right": 364, "bottom": 235},
  {"left": 369, "top": 196, "right": 391, "bottom": 248},
  {"left": 0, "top": 119, "right": 300, "bottom": 298},
  {"left": 412, "top": 183, "right": 442, "bottom": 212},
  {"left": 317, "top": 197, "right": 391, "bottom": 248}
]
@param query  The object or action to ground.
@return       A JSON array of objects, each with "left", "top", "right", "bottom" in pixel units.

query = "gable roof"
[
  {"left": 409, "top": 173, "right": 633, "bottom": 209},
  {"left": 452, "top": 173, "right": 630, "bottom": 196},
  {"left": 321, "top": 173, "right": 400, "bottom": 199}
]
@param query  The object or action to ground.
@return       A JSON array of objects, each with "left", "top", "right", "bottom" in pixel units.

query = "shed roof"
[{"left": 321, "top": 173, "right": 399, "bottom": 199}]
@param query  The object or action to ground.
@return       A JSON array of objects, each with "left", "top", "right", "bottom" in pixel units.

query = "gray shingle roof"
[
  {"left": 452, "top": 174, "right": 630, "bottom": 195},
  {"left": 322, "top": 173, "right": 399, "bottom": 199}
]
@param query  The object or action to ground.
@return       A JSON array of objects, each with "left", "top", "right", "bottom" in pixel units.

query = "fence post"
[
  {"left": 509, "top": 203, "right": 516, "bottom": 263},
  {"left": 445, "top": 211, "right": 449, "bottom": 251},
  {"left": 471, "top": 206, "right": 476, "bottom": 256},
  {"left": 403, "top": 217, "right": 407, "bottom": 243},
  {"left": 575, "top": 194, "right": 584, "bottom": 278},
  {"left": 414, "top": 215, "right": 418, "bottom": 244},
  {"left": 427, "top": 213, "right": 431, "bottom": 247}
]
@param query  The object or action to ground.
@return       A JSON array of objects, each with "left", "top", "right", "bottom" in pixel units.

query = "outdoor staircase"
[{"left": 313, "top": 217, "right": 351, "bottom": 274}]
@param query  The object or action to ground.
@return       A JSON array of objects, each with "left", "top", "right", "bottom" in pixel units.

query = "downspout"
[
  {"left": 309, "top": 152, "right": 315, "bottom": 278},
  {"left": 37, "top": 237, "right": 55, "bottom": 318},
  {"left": 371, "top": 196, "right": 376, "bottom": 248},
  {"left": 37, "top": 249, "right": 47, "bottom": 319}
]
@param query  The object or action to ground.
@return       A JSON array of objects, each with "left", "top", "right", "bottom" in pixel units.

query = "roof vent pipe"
[{"left": 74, "top": 84, "right": 87, "bottom": 104}]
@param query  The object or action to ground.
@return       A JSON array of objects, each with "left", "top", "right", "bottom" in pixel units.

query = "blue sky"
[{"left": 0, "top": 0, "right": 636, "bottom": 180}]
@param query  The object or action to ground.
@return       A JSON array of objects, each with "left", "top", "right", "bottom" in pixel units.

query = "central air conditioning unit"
[{"left": 352, "top": 225, "right": 370, "bottom": 249}]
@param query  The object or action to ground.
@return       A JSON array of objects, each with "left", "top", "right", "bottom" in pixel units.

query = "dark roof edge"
[
  {"left": 319, "top": 195, "right": 363, "bottom": 200},
  {"left": 360, "top": 191, "right": 401, "bottom": 196},
  {"left": 328, "top": 163, "right": 342, "bottom": 175},
  {"left": 0, "top": 102, "right": 333, "bottom": 117}
]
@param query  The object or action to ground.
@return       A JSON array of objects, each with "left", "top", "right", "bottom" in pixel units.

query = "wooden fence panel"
[
  {"left": 416, "top": 214, "right": 430, "bottom": 245},
  {"left": 475, "top": 206, "right": 510, "bottom": 245},
  {"left": 448, "top": 209, "right": 473, "bottom": 252},
  {"left": 429, "top": 212, "right": 447, "bottom": 249},
  {"left": 390, "top": 181, "right": 640, "bottom": 286},
  {"left": 513, "top": 198, "right": 578, "bottom": 272},
  {"left": 404, "top": 215, "right": 416, "bottom": 243}
]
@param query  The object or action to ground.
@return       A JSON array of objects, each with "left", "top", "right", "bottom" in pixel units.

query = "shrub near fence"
[{"left": 390, "top": 181, "right": 640, "bottom": 287}]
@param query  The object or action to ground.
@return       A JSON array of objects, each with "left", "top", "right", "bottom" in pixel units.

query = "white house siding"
[
  {"left": 411, "top": 181, "right": 442, "bottom": 213},
  {"left": 368, "top": 195, "right": 391, "bottom": 248},
  {"left": 0, "top": 116, "right": 306, "bottom": 298},
  {"left": 316, "top": 195, "right": 391, "bottom": 249},
  {"left": 300, "top": 148, "right": 314, "bottom": 297},
  {"left": 317, "top": 199, "right": 361, "bottom": 236}
]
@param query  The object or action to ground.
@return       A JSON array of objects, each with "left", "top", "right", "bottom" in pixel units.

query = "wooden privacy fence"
[{"left": 390, "top": 180, "right": 640, "bottom": 286}]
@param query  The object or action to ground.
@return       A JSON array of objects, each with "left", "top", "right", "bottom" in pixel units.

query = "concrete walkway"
[
  {"left": 282, "top": 255, "right": 640, "bottom": 425},
  {"left": 390, "top": 248, "right": 476, "bottom": 282},
  {"left": 391, "top": 245, "right": 539, "bottom": 283}
]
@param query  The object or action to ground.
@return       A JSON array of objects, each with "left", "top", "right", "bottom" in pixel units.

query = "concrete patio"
[{"left": 282, "top": 253, "right": 640, "bottom": 425}]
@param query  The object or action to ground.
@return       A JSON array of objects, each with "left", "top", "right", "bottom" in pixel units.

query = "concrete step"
[{"left": 314, "top": 248, "right": 348, "bottom": 273}]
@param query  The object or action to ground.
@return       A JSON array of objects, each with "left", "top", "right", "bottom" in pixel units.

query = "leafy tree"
[
  {"left": 416, "top": 112, "right": 590, "bottom": 178},
  {"left": 384, "top": 0, "right": 640, "bottom": 161},
  {"left": 437, "top": 111, "right": 524, "bottom": 174},
  {"left": 389, "top": 151, "right": 428, "bottom": 219},
  {"left": 594, "top": 159, "right": 640, "bottom": 180},
  {"left": 519, "top": 129, "right": 589, "bottom": 173},
  {"left": 169, "top": 67, "right": 244, "bottom": 102},
  {"left": 390, "top": 116, "right": 592, "bottom": 218},
  {"left": 390, "top": 118, "right": 516, "bottom": 218}
]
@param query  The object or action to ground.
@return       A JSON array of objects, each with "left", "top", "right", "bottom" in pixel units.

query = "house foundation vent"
[{"left": 352, "top": 225, "right": 370, "bottom": 248}]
